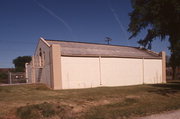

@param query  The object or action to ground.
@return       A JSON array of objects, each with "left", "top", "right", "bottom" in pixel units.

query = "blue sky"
[{"left": 0, "top": 0, "right": 170, "bottom": 68}]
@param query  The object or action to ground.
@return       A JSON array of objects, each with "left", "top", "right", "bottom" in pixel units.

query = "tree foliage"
[
  {"left": 13, "top": 56, "right": 32, "bottom": 72},
  {"left": 0, "top": 73, "right": 8, "bottom": 84},
  {"left": 128, "top": 0, "right": 180, "bottom": 48},
  {"left": 128, "top": 0, "right": 180, "bottom": 79}
]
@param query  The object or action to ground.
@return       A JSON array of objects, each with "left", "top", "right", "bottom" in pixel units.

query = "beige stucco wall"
[
  {"left": 61, "top": 57, "right": 100, "bottom": 89},
  {"left": 34, "top": 39, "right": 52, "bottom": 88},
  {"left": 26, "top": 63, "right": 33, "bottom": 83},
  {"left": 26, "top": 57, "right": 35, "bottom": 83},
  {"left": 61, "top": 57, "right": 163, "bottom": 89},
  {"left": 161, "top": 51, "right": 166, "bottom": 83},
  {"left": 27, "top": 39, "right": 62, "bottom": 89},
  {"left": 143, "top": 59, "right": 163, "bottom": 84},
  {"left": 50, "top": 44, "right": 62, "bottom": 90},
  {"left": 101, "top": 58, "right": 143, "bottom": 86}
]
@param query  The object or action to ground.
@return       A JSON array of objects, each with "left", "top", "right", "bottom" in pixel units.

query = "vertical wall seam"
[
  {"left": 59, "top": 46, "right": 63, "bottom": 89},
  {"left": 99, "top": 56, "right": 102, "bottom": 85},
  {"left": 142, "top": 57, "right": 144, "bottom": 84},
  {"left": 50, "top": 44, "right": 62, "bottom": 89}
]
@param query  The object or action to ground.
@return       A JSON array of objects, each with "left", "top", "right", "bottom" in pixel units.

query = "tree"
[
  {"left": 128, "top": 0, "right": 180, "bottom": 79},
  {"left": 0, "top": 73, "right": 8, "bottom": 84},
  {"left": 13, "top": 56, "right": 32, "bottom": 72},
  {"left": 170, "top": 41, "right": 180, "bottom": 79}
]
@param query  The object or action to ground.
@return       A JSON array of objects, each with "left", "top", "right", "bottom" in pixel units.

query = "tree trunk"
[{"left": 172, "top": 66, "right": 177, "bottom": 80}]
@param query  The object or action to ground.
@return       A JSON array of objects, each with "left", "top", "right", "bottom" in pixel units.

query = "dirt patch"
[
  {"left": 126, "top": 95, "right": 141, "bottom": 99},
  {"left": 69, "top": 97, "right": 127, "bottom": 116}
]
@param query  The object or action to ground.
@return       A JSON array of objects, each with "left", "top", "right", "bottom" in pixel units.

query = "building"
[{"left": 26, "top": 38, "right": 166, "bottom": 90}]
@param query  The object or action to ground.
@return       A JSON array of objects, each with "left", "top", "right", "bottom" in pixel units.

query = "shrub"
[{"left": 16, "top": 102, "right": 72, "bottom": 119}]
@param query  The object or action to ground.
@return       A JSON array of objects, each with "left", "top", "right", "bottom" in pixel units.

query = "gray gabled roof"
[{"left": 46, "top": 40, "right": 161, "bottom": 59}]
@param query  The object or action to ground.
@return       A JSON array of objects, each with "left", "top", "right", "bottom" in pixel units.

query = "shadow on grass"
[{"left": 147, "top": 82, "right": 180, "bottom": 96}]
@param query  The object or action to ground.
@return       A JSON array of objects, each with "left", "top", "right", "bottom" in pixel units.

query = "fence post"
[{"left": 9, "top": 72, "right": 12, "bottom": 84}]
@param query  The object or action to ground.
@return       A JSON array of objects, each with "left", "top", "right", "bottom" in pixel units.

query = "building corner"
[
  {"left": 161, "top": 51, "right": 166, "bottom": 83},
  {"left": 50, "top": 44, "right": 62, "bottom": 90}
]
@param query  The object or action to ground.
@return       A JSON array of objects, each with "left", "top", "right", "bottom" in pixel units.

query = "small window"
[
  {"left": 39, "top": 48, "right": 43, "bottom": 66},
  {"left": 39, "top": 48, "right": 42, "bottom": 57}
]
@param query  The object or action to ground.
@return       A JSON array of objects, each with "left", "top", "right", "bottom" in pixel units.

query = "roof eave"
[{"left": 61, "top": 54, "right": 162, "bottom": 59}]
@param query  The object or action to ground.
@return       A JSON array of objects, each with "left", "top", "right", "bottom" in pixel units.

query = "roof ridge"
[{"left": 45, "top": 39, "right": 138, "bottom": 49}]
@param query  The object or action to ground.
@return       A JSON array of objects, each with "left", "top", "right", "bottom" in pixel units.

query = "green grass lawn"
[{"left": 0, "top": 82, "right": 180, "bottom": 119}]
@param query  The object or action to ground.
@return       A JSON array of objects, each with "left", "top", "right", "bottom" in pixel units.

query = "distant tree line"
[{"left": 13, "top": 56, "right": 32, "bottom": 72}]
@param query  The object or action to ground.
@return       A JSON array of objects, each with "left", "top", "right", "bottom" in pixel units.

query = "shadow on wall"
[{"left": 147, "top": 82, "right": 180, "bottom": 96}]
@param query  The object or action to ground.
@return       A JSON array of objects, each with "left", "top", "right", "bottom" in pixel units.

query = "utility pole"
[{"left": 105, "top": 37, "right": 112, "bottom": 45}]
